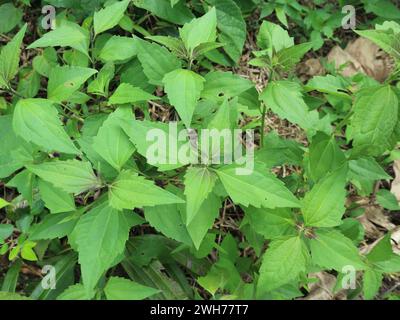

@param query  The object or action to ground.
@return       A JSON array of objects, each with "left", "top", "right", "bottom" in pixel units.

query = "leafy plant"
[{"left": 0, "top": 0, "right": 399, "bottom": 301}]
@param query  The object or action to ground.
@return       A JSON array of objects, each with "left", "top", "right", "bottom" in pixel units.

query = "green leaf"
[
  {"left": 109, "top": 169, "right": 185, "bottom": 210},
  {"left": 87, "top": 62, "right": 115, "bottom": 96},
  {"left": 310, "top": 229, "right": 366, "bottom": 271},
  {"left": 74, "top": 203, "right": 133, "bottom": 294},
  {"left": 38, "top": 179, "right": 76, "bottom": 214},
  {"left": 92, "top": 107, "right": 135, "bottom": 171},
  {"left": 26, "top": 160, "right": 101, "bottom": 195},
  {"left": 0, "top": 197, "right": 10, "bottom": 210},
  {"left": 258, "top": 236, "right": 309, "bottom": 292},
  {"left": 276, "top": 42, "right": 313, "bottom": 72},
  {"left": 0, "top": 292, "right": 31, "bottom": 300},
  {"left": 136, "top": 38, "right": 182, "bottom": 85},
  {"left": 308, "top": 132, "right": 346, "bottom": 182},
  {"left": 257, "top": 21, "right": 293, "bottom": 53},
  {"left": 184, "top": 167, "right": 217, "bottom": 225},
  {"left": 260, "top": 81, "right": 328, "bottom": 136},
  {"left": 28, "top": 21, "right": 90, "bottom": 57},
  {"left": 94, "top": 0, "right": 131, "bottom": 36},
  {"left": 348, "top": 157, "right": 391, "bottom": 181},
  {"left": 350, "top": 85, "right": 398, "bottom": 157},
  {"left": 108, "top": 83, "right": 159, "bottom": 105},
  {"left": 363, "top": 268, "right": 382, "bottom": 300},
  {"left": 1, "top": 260, "right": 21, "bottom": 293},
  {"left": 201, "top": 71, "right": 253, "bottom": 102},
  {"left": 306, "top": 74, "right": 350, "bottom": 98},
  {"left": 206, "top": 0, "right": 246, "bottom": 62},
  {"left": 57, "top": 284, "right": 91, "bottom": 300},
  {"left": 47, "top": 66, "right": 97, "bottom": 103},
  {"left": 163, "top": 69, "right": 205, "bottom": 128},
  {"left": 121, "top": 119, "right": 189, "bottom": 171},
  {"left": 132, "top": 0, "right": 194, "bottom": 25},
  {"left": 179, "top": 7, "right": 217, "bottom": 53},
  {"left": 215, "top": 165, "right": 300, "bottom": 209},
  {"left": 356, "top": 26, "right": 400, "bottom": 60},
  {"left": 13, "top": 98, "right": 79, "bottom": 155},
  {"left": 0, "top": 3, "right": 23, "bottom": 34},
  {"left": 186, "top": 193, "right": 220, "bottom": 250},
  {"left": 376, "top": 189, "right": 400, "bottom": 211},
  {"left": 302, "top": 166, "right": 347, "bottom": 227},
  {"left": 144, "top": 204, "right": 192, "bottom": 246},
  {"left": 99, "top": 36, "right": 137, "bottom": 62},
  {"left": 21, "top": 241, "right": 38, "bottom": 261},
  {"left": 104, "top": 276, "right": 159, "bottom": 300},
  {"left": 29, "top": 211, "right": 79, "bottom": 241},
  {"left": 0, "top": 224, "right": 13, "bottom": 241},
  {"left": 245, "top": 207, "right": 296, "bottom": 240},
  {"left": 0, "top": 24, "right": 27, "bottom": 88}
]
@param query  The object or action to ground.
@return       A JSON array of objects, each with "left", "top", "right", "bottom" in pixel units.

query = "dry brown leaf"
[
  {"left": 327, "top": 45, "right": 366, "bottom": 77},
  {"left": 302, "top": 272, "right": 337, "bottom": 300}
]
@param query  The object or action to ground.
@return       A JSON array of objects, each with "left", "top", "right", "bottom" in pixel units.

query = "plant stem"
[{"left": 260, "top": 102, "right": 267, "bottom": 148}]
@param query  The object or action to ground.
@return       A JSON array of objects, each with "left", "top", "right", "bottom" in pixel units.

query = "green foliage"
[{"left": 0, "top": 1, "right": 399, "bottom": 301}]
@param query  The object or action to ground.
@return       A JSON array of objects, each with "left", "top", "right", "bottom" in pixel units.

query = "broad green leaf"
[
  {"left": 57, "top": 284, "right": 91, "bottom": 300},
  {"left": 104, "top": 277, "right": 159, "bottom": 300},
  {"left": 306, "top": 74, "right": 350, "bottom": 98},
  {"left": 258, "top": 236, "right": 309, "bottom": 292},
  {"left": 28, "top": 21, "right": 90, "bottom": 57},
  {"left": 132, "top": 0, "right": 194, "bottom": 25},
  {"left": 0, "top": 225, "right": 13, "bottom": 241},
  {"left": 87, "top": 62, "right": 115, "bottom": 96},
  {"left": 32, "top": 47, "right": 58, "bottom": 77},
  {"left": 260, "top": 81, "right": 329, "bottom": 136},
  {"left": 29, "top": 211, "right": 79, "bottom": 241},
  {"left": 363, "top": 269, "right": 382, "bottom": 300},
  {"left": 136, "top": 38, "right": 182, "bottom": 85},
  {"left": 350, "top": 85, "right": 398, "bottom": 156},
  {"left": 0, "top": 292, "right": 31, "bottom": 300},
  {"left": 184, "top": 167, "right": 217, "bottom": 225},
  {"left": 207, "top": 0, "right": 246, "bottom": 62},
  {"left": 0, "top": 198, "right": 10, "bottom": 210},
  {"left": 94, "top": 0, "right": 131, "bottom": 36},
  {"left": 201, "top": 71, "right": 253, "bottom": 102},
  {"left": 376, "top": 189, "right": 400, "bottom": 210},
  {"left": 186, "top": 193, "right": 220, "bottom": 250},
  {"left": 276, "top": 42, "right": 313, "bottom": 72},
  {"left": 99, "top": 36, "right": 137, "bottom": 62},
  {"left": 21, "top": 241, "right": 38, "bottom": 261},
  {"left": 0, "top": 3, "right": 23, "bottom": 33},
  {"left": 109, "top": 169, "right": 184, "bottom": 210},
  {"left": 144, "top": 204, "right": 192, "bottom": 246},
  {"left": 1, "top": 260, "right": 21, "bottom": 293},
  {"left": 302, "top": 166, "right": 347, "bottom": 227},
  {"left": 348, "top": 157, "right": 391, "bottom": 181},
  {"left": 163, "top": 69, "right": 205, "bottom": 128},
  {"left": 38, "top": 179, "right": 76, "bottom": 214},
  {"left": 0, "top": 115, "right": 34, "bottom": 178},
  {"left": 92, "top": 107, "right": 135, "bottom": 171},
  {"left": 245, "top": 207, "right": 296, "bottom": 240},
  {"left": 257, "top": 21, "right": 293, "bottom": 53},
  {"left": 146, "top": 35, "right": 186, "bottom": 55},
  {"left": 74, "top": 203, "right": 133, "bottom": 294},
  {"left": 108, "top": 83, "right": 159, "bottom": 105},
  {"left": 13, "top": 98, "right": 79, "bottom": 155},
  {"left": 308, "top": 132, "right": 346, "bottom": 182},
  {"left": 6, "top": 169, "right": 35, "bottom": 205},
  {"left": 26, "top": 160, "right": 101, "bottom": 195},
  {"left": 0, "top": 24, "right": 27, "bottom": 88},
  {"left": 121, "top": 119, "right": 190, "bottom": 171},
  {"left": 179, "top": 8, "right": 217, "bottom": 53},
  {"left": 215, "top": 165, "right": 300, "bottom": 209},
  {"left": 310, "top": 229, "right": 366, "bottom": 271},
  {"left": 47, "top": 66, "right": 97, "bottom": 103}
]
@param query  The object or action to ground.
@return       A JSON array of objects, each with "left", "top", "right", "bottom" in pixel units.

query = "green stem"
[{"left": 260, "top": 102, "right": 267, "bottom": 148}]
